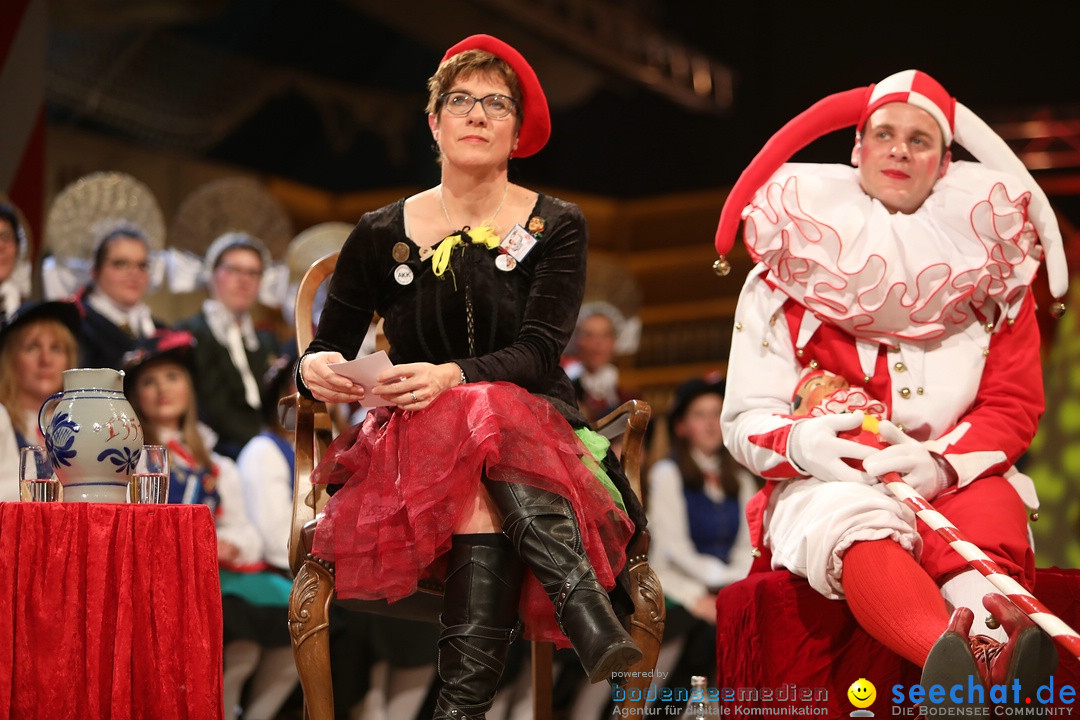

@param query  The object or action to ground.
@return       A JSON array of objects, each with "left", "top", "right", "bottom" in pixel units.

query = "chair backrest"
[
  {"left": 293, "top": 252, "right": 339, "bottom": 352},
  {"left": 284, "top": 251, "right": 339, "bottom": 574}
]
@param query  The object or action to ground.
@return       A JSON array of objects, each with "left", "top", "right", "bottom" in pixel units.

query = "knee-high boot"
[
  {"left": 484, "top": 480, "right": 642, "bottom": 684},
  {"left": 434, "top": 533, "right": 524, "bottom": 720}
]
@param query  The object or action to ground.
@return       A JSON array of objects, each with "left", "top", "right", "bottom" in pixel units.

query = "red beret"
[{"left": 440, "top": 34, "right": 551, "bottom": 158}]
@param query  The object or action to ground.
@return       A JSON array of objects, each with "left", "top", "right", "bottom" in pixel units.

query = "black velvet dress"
[{"left": 298, "top": 194, "right": 647, "bottom": 646}]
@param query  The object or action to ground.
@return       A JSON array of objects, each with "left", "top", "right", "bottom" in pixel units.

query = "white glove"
[
  {"left": 786, "top": 411, "right": 876, "bottom": 484},
  {"left": 862, "top": 421, "right": 954, "bottom": 501}
]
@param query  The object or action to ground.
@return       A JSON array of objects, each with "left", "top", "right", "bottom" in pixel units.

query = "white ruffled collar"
[
  {"left": 578, "top": 364, "right": 621, "bottom": 406},
  {"left": 0, "top": 279, "right": 21, "bottom": 318},
  {"left": 744, "top": 161, "right": 1042, "bottom": 344}
]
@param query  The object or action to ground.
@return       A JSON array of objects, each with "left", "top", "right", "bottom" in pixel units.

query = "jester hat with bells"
[{"left": 712, "top": 69, "right": 1068, "bottom": 317}]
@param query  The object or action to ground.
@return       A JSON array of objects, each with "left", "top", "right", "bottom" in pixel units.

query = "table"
[{"left": 0, "top": 502, "right": 223, "bottom": 719}]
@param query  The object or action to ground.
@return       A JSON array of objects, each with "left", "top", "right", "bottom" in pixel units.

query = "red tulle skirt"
[{"left": 311, "top": 381, "right": 635, "bottom": 646}]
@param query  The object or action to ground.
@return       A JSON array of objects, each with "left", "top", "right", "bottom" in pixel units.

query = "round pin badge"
[
  {"left": 495, "top": 254, "right": 516, "bottom": 272},
  {"left": 393, "top": 264, "right": 415, "bottom": 285},
  {"left": 392, "top": 242, "right": 410, "bottom": 263}
]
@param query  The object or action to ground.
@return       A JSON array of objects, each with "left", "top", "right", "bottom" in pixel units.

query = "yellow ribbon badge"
[{"left": 431, "top": 225, "right": 503, "bottom": 278}]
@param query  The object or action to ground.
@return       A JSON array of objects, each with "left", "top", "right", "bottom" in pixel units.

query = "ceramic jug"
[{"left": 38, "top": 368, "right": 143, "bottom": 503}]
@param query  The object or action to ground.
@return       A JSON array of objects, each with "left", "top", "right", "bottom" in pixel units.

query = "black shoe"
[
  {"left": 434, "top": 533, "right": 524, "bottom": 719},
  {"left": 484, "top": 481, "right": 642, "bottom": 684}
]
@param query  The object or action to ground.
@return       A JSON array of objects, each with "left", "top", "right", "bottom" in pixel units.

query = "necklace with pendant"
[{"left": 439, "top": 183, "right": 509, "bottom": 233}]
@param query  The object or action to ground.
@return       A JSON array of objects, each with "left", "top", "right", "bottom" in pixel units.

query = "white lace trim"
[{"left": 744, "top": 161, "right": 1042, "bottom": 344}]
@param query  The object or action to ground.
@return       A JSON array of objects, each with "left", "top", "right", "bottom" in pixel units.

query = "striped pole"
[{"left": 863, "top": 418, "right": 1080, "bottom": 661}]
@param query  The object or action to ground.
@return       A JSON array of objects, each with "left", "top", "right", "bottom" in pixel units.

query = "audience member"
[
  {"left": 0, "top": 201, "right": 30, "bottom": 319},
  {"left": 177, "top": 232, "right": 280, "bottom": 459},
  {"left": 648, "top": 376, "right": 756, "bottom": 702},
  {"left": 74, "top": 223, "right": 164, "bottom": 369},
  {"left": 0, "top": 301, "right": 80, "bottom": 501},
  {"left": 237, "top": 349, "right": 297, "bottom": 574},
  {"left": 564, "top": 301, "right": 637, "bottom": 424}
]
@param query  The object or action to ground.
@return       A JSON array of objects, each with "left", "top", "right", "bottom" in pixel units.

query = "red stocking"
[{"left": 841, "top": 538, "right": 949, "bottom": 666}]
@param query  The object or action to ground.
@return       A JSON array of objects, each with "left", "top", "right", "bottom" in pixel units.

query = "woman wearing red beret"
[{"left": 297, "top": 34, "right": 645, "bottom": 718}]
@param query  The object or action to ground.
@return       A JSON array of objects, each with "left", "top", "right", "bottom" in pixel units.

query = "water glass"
[
  {"left": 129, "top": 445, "right": 169, "bottom": 504},
  {"left": 20, "top": 446, "right": 61, "bottom": 502}
]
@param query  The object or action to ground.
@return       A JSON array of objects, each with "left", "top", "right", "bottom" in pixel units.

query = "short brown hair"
[{"left": 425, "top": 49, "right": 522, "bottom": 120}]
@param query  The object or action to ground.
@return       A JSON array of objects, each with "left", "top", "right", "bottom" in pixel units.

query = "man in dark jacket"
[{"left": 177, "top": 232, "right": 280, "bottom": 459}]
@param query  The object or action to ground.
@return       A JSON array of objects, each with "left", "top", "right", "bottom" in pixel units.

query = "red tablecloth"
[{"left": 0, "top": 502, "right": 223, "bottom": 720}]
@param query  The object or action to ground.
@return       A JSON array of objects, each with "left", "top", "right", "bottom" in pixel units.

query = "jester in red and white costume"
[{"left": 716, "top": 70, "right": 1068, "bottom": 701}]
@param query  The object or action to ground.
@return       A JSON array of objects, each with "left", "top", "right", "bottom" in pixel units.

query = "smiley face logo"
[{"left": 847, "top": 677, "right": 876, "bottom": 709}]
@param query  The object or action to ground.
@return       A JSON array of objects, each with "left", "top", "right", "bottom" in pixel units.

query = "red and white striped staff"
[{"left": 863, "top": 416, "right": 1080, "bottom": 662}]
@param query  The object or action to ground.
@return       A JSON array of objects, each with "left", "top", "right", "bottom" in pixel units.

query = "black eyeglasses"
[{"left": 440, "top": 92, "right": 517, "bottom": 119}]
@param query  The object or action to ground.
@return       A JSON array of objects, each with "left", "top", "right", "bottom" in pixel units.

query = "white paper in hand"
[{"left": 327, "top": 350, "right": 396, "bottom": 407}]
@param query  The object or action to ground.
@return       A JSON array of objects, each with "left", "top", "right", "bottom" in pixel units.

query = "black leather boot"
[
  {"left": 434, "top": 533, "right": 524, "bottom": 720},
  {"left": 484, "top": 480, "right": 642, "bottom": 684}
]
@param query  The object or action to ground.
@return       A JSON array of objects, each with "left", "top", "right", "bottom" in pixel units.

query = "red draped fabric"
[
  {"left": 716, "top": 568, "right": 1080, "bottom": 716},
  {"left": 0, "top": 503, "right": 223, "bottom": 720}
]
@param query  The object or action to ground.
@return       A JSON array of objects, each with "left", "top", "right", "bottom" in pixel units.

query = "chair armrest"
[
  {"left": 627, "top": 527, "right": 651, "bottom": 560},
  {"left": 595, "top": 399, "right": 651, "bottom": 505}
]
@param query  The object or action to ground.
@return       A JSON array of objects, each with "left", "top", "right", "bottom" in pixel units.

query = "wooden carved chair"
[{"left": 282, "top": 252, "right": 666, "bottom": 720}]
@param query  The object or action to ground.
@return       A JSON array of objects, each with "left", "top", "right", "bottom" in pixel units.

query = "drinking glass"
[
  {"left": 129, "top": 445, "right": 169, "bottom": 504},
  {"left": 20, "top": 446, "right": 61, "bottom": 502}
]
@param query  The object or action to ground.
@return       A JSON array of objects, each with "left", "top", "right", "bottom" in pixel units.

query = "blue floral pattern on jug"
[
  {"left": 45, "top": 413, "right": 79, "bottom": 468},
  {"left": 98, "top": 446, "right": 141, "bottom": 475}
]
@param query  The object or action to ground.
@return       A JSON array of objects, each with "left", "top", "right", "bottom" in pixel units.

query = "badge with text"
[
  {"left": 500, "top": 224, "right": 537, "bottom": 262},
  {"left": 393, "top": 264, "right": 414, "bottom": 285}
]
